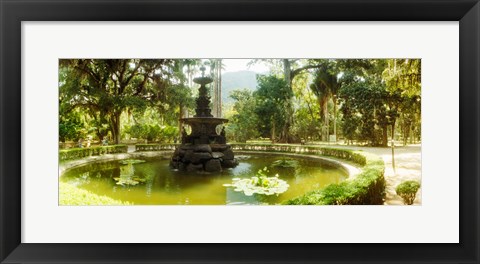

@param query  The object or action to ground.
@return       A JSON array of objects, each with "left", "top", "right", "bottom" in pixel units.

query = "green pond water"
[{"left": 60, "top": 154, "right": 348, "bottom": 205}]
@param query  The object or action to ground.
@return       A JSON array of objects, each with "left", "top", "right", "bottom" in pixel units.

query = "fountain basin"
[{"left": 60, "top": 153, "right": 350, "bottom": 205}]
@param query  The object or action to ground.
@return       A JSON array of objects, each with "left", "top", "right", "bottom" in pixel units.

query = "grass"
[{"left": 59, "top": 182, "right": 131, "bottom": 205}]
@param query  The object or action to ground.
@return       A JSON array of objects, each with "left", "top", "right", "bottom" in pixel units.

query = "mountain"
[{"left": 221, "top": 71, "right": 258, "bottom": 104}]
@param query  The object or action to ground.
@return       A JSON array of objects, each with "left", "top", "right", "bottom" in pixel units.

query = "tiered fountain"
[{"left": 170, "top": 67, "right": 238, "bottom": 172}]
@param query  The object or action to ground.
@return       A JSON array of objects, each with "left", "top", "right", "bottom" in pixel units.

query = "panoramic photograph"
[{"left": 58, "top": 58, "right": 421, "bottom": 206}]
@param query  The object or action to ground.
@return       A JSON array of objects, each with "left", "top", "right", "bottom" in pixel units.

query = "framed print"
[{"left": 1, "top": 0, "right": 479, "bottom": 263}]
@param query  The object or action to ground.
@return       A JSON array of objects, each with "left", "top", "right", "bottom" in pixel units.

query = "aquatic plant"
[
  {"left": 223, "top": 167, "right": 289, "bottom": 196},
  {"left": 113, "top": 176, "right": 146, "bottom": 186},
  {"left": 271, "top": 158, "right": 299, "bottom": 168},
  {"left": 114, "top": 161, "right": 147, "bottom": 186}
]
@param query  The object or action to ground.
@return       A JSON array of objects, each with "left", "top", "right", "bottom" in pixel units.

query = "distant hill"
[{"left": 221, "top": 71, "right": 258, "bottom": 104}]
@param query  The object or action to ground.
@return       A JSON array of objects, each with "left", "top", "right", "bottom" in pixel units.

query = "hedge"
[
  {"left": 283, "top": 151, "right": 385, "bottom": 205},
  {"left": 231, "top": 144, "right": 367, "bottom": 165},
  {"left": 135, "top": 144, "right": 177, "bottom": 152},
  {"left": 59, "top": 145, "right": 128, "bottom": 161}
]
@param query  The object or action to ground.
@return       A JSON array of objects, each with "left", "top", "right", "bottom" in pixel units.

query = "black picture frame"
[{"left": 1, "top": 0, "right": 479, "bottom": 263}]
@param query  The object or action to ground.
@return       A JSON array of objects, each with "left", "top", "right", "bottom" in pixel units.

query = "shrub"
[
  {"left": 135, "top": 144, "right": 177, "bottom": 152},
  {"left": 396, "top": 181, "right": 421, "bottom": 205},
  {"left": 127, "top": 124, "right": 178, "bottom": 143},
  {"left": 59, "top": 145, "right": 128, "bottom": 161},
  {"left": 283, "top": 151, "right": 385, "bottom": 205}
]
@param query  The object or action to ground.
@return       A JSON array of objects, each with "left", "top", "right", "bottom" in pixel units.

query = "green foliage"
[
  {"left": 58, "top": 59, "right": 421, "bottom": 146},
  {"left": 59, "top": 182, "right": 131, "bottom": 205},
  {"left": 309, "top": 63, "right": 341, "bottom": 140},
  {"left": 227, "top": 89, "right": 260, "bottom": 142},
  {"left": 59, "top": 111, "right": 85, "bottom": 142},
  {"left": 339, "top": 76, "right": 394, "bottom": 146},
  {"left": 396, "top": 180, "right": 421, "bottom": 205},
  {"left": 254, "top": 75, "right": 291, "bottom": 140},
  {"left": 135, "top": 144, "right": 177, "bottom": 151},
  {"left": 382, "top": 59, "right": 421, "bottom": 97},
  {"left": 59, "top": 145, "right": 128, "bottom": 161},
  {"left": 283, "top": 151, "right": 385, "bottom": 205},
  {"left": 126, "top": 123, "right": 178, "bottom": 143},
  {"left": 59, "top": 59, "right": 189, "bottom": 144},
  {"left": 321, "top": 148, "right": 367, "bottom": 165}
]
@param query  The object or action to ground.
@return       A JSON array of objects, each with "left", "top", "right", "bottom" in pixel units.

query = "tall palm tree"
[
  {"left": 310, "top": 65, "right": 340, "bottom": 142},
  {"left": 208, "top": 59, "right": 225, "bottom": 118}
]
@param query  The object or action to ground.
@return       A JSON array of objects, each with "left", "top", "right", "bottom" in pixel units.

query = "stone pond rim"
[{"left": 169, "top": 67, "right": 238, "bottom": 172}]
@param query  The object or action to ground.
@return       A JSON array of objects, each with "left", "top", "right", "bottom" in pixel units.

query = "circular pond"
[{"left": 60, "top": 154, "right": 349, "bottom": 205}]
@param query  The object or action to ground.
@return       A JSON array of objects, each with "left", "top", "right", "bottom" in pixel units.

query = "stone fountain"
[{"left": 170, "top": 67, "right": 238, "bottom": 172}]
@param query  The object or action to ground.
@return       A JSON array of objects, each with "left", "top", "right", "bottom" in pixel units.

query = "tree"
[
  {"left": 249, "top": 59, "right": 327, "bottom": 143},
  {"left": 309, "top": 62, "right": 342, "bottom": 142},
  {"left": 208, "top": 59, "right": 224, "bottom": 118},
  {"left": 59, "top": 110, "right": 85, "bottom": 143},
  {"left": 382, "top": 59, "right": 421, "bottom": 145},
  {"left": 59, "top": 59, "right": 180, "bottom": 144},
  {"left": 227, "top": 89, "right": 259, "bottom": 142},
  {"left": 254, "top": 75, "right": 291, "bottom": 143},
  {"left": 339, "top": 75, "right": 394, "bottom": 146}
]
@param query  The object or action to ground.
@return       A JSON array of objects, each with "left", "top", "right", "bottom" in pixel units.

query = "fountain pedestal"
[{"left": 170, "top": 70, "right": 238, "bottom": 172}]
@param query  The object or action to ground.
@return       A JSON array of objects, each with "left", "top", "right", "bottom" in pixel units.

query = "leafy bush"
[
  {"left": 59, "top": 145, "right": 128, "bottom": 161},
  {"left": 396, "top": 181, "right": 421, "bottom": 205},
  {"left": 127, "top": 124, "right": 178, "bottom": 143},
  {"left": 135, "top": 144, "right": 177, "bottom": 152},
  {"left": 283, "top": 152, "right": 385, "bottom": 205},
  {"left": 320, "top": 148, "right": 367, "bottom": 166},
  {"left": 231, "top": 144, "right": 366, "bottom": 165}
]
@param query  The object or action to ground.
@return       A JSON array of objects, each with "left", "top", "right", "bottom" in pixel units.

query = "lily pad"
[
  {"left": 272, "top": 159, "right": 299, "bottom": 168},
  {"left": 223, "top": 167, "right": 289, "bottom": 196},
  {"left": 113, "top": 176, "right": 146, "bottom": 186}
]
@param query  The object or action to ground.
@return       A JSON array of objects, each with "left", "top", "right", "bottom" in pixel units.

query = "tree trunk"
[
  {"left": 110, "top": 111, "right": 121, "bottom": 144},
  {"left": 382, "top": 125, "right": 388, "bottom": 147},
  {"left": 217, "top": 59, "right": 222, "bottom": 117},
  {"left": 271, "top": 120, "right": 276, "bottom": 144},
  {"left": 324, "top": 99, "right": 329, "bottom": 142},
  {"left": 178, "top": 104, "right": 183, "bottom": 143},
  {"left": 333, "top": 97, "right": 337, "bottom": 142},
  {"left": 281, "top": 59, "right": 294, "bottom": 143},
  {"left": 391, "top": 121, "right": 396, "bottom": 171}
]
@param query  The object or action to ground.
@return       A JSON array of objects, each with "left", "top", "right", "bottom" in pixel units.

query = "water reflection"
[{"left": 61, "top": 155, "right": 348, "bottom": 205}]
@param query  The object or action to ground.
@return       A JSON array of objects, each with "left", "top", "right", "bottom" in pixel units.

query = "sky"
[{"left": 221, "top": 59, "right": 269, "bottom": 74}]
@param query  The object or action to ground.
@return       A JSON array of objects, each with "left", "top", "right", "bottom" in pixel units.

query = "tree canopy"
[{"left": 59, "top": 58, "right": 421, "bottom": 147}]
